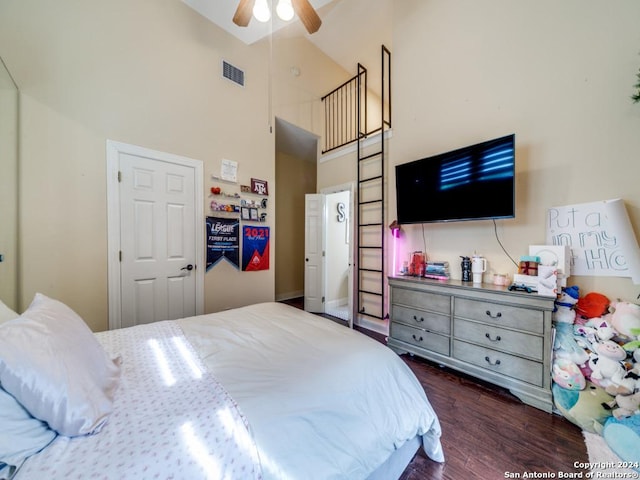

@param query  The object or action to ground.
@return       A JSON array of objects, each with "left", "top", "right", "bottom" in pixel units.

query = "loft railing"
[{"left": 321, "top": 64, "right": 367, "bottom": 154}]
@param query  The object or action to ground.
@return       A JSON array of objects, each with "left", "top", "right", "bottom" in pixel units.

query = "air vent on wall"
[{"left": 222, "top": 60, "right": 245, "bottom": 87}]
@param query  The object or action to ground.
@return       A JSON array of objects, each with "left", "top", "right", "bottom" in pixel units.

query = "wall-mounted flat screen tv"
[{"left": 395, "top": 134, "right": 515, "bottom": 224}]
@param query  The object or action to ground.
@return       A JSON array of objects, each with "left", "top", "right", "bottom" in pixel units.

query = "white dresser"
[{"left": 388, "top": 276, "right": 556, "bottom": 412}]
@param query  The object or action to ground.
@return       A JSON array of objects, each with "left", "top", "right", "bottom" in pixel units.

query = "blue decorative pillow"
[
  {"left": 0, "top": 385, "right": 57, "bottom": 479},
  {"left": 603, "top": 414, "right": 640, "bottom": 472}
]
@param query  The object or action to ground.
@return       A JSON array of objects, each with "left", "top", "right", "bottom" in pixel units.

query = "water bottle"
[{"left": 460, "top": 256, "right": 471, "bottom": 282}]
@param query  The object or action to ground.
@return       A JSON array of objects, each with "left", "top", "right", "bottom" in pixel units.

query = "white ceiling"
[
  {"left": 182, "top": 0, "right": 392, "bottom": 162},
  {"left": 182, "top": 0, "right": 391, "bottom": 88},
  {"left": 181, "top": 0, "right": 335, "bottom": 45}
]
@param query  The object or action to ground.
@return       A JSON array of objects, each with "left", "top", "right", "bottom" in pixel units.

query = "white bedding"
[
  {"left": 179, "top": 302, "right": 444, "bottom": 479},
  {"left": 15, "top": 321, "right": 262, "bottom": 480},
  {"left": 15, "top": 302, "right": 443, "bottom": 480}
]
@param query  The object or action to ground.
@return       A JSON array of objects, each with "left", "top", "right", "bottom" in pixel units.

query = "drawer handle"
[
  {"left": 412, "top": 334, "right": 424, "bottom": 342},
  {"left": 485, "top": 310, "right": 502, "bottom": 319},
  {"left": 484, "top": 356, "right": 501, "bottom": 366},
  {"left": 413, "top": 315, "right": 424, "bottom": 322},
  {"left": 485, "top": 333, "right": 502, "bottom": 342}
]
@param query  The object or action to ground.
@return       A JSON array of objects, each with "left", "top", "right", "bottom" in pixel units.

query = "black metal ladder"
[{"left": 356, "top": 46, "right": 391, "bottom": 323}]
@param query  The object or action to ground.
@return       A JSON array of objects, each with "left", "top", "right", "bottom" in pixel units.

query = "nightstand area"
[{"left": 387, "top": 276, "right": 556, "bottom": 412}]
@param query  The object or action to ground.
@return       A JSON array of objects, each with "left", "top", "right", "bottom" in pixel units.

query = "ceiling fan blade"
[
  {"left": 292, "top": 0, "right": 322, "bottom": 34},
  {"left": 233, "top": 0, "right": 255, "bottom": 27}
]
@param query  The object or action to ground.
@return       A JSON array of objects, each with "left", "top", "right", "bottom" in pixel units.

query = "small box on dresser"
[{"left": 387, "top": 276, "right": 556, "bottom": 412}]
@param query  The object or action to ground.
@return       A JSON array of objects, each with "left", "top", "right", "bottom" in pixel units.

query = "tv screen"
[{"left": 395, "top": 134, "right": 515, "bottom": 224}]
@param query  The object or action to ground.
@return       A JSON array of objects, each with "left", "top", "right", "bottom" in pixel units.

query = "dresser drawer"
[
  {"left": 453, "top": 318, "right": 543, "bottom": 360},
  {"left": 453, "top": 340, "right": 544, "bottom": 386},
  {"left": 392, "top": 305, "right": 450, "bottom": 335},
  {"left": 392, "top": 287, "right": 451, "bottom": 315},
  {"left": 454, "top": 297, "right": 544, "bottom": 334},
  {"left": 390, "top": 322, "right": 450, "bottom": 356}
]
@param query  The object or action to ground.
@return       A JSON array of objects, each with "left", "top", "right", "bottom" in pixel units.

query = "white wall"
[
  {"left": 0, "top": 59, "right": 18, "bottom": 310},
  {"left": 0, "top": 0, "right": 349, "bottom": 331},
  {"left": 0, "top": 0, "right": 275, "bottom": 331},
  {"left": 390, "top": 0, "right": 640, "bottom": 303},
  {"left": 321, "top": 1, "right": 640, "bottom": 311},
  {"left": 4, "top": 0, "right": 639, "bottom": 330}
]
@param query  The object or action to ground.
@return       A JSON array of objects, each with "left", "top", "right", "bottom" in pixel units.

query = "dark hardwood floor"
[{"left": 280, "top": 298, "right": 588, "bottom": 480}]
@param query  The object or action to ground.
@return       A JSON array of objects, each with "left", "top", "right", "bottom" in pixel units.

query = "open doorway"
[
  {"left": 274, "top": 118, "right": 317, "bottom": 302},
  {"left": 275, "top": 118, "right": 353, "bottom": 326},
  {"left": 320, "top": 185, "right": 354, "bottom": 325}
]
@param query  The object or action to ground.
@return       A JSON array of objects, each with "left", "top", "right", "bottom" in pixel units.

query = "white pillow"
[
  {"left": 0, "top": 300, "right": 19, "bottom": 325},
  {"left": 0, "top": 293, "right": 122, "bottom": 437},
  {"left": 0, "top": 386, "right": 57, "bottom": 479}
]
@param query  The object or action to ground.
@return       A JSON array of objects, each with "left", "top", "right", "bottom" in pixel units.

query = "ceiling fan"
[{"left": 233, "top": 0, "right": 322, "bottom": 34}]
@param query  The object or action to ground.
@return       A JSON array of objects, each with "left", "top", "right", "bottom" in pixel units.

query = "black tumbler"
[{"left": 460, "top": 256, "right": 471, "bottom": 282}]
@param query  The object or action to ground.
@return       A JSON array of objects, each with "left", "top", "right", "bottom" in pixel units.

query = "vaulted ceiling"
[
  {"left": 181, "top": 0, "right": 392, "bottom": 162},
  {"left": 182, "top": 0, "right": 391, "bottom": 87}
]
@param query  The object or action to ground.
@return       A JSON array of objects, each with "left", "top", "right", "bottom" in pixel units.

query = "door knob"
[{"left": 181, "top": 264, "right": 194, "bottom": 271}]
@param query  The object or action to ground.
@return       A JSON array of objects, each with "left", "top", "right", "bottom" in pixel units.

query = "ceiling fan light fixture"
[
  {"left": 253, "top": 0, "right": 271, "bottom": 22},
  {"left": 233, "top": 0, "right": 321, "bottom": 34},
  {"left": 276, "top": 0, "right": 295, "bottom": 21}
]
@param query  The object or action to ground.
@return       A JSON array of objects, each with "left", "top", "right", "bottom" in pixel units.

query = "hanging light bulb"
[
  {"left": 253, "top": 0, "right": 271, "bottom": 22},
  {"left": 276, "top": 0, "right": 295, "bottom": 21}
]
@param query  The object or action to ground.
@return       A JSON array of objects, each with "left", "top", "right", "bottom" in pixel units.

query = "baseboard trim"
[{"left": 275, "top": 291, "right": 304, "bottom": 302}]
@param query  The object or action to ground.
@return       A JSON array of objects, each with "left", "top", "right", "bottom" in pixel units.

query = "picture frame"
[
  {"left": 251, "top": 178, "right": 269, "bottom": 196},
  {"left": 250, "top": 208, "right": 259, "bottom": 221},
  {"left": 241, "top": 207, "right": 250, "bottom": 220}
]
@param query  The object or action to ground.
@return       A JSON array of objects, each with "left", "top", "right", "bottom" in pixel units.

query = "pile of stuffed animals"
[{"left": 551, "top": 286, "right": 640, "bottom": 467}]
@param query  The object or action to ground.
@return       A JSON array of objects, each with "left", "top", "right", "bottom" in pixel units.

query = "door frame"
[
  {"left": 106, "top": 140, "right": 205, "bottom": 330},
  {"left": 320, "top": 182, "right": 356, "bottom": 328}
]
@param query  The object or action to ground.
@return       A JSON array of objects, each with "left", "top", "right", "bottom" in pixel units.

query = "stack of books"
[{"left": 424, "top": 261, "right": 449, "bottom": 280}]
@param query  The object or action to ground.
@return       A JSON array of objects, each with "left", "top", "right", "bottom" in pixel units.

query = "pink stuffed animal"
[{"left": 552, "top": 357, "right": 586, "bottom": 390}]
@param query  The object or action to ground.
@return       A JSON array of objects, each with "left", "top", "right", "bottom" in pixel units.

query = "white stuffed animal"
[
  {"left": 605, "top": 391, "right": 640, "bottom": 419},
  {"left": 553, "top": 286, "right": 580, "bottom": 324},
  {"left": 589, "top": 340, "right": 628, "bottom": 389},
  {"left": 585, "top": 316, "right": 616, "bottom": 342}
]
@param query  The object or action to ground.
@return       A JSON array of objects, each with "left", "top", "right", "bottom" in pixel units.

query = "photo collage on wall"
[{"left": 206, "top": 162, "right": 270, "bottom": 272}]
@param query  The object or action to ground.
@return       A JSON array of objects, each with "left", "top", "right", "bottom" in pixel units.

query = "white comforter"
[
  {"left": 17, "top": 302, "right": 443, "bottom": 480},
  {"left": 179, "top": 302, "right": 444, "bottom": 480}
]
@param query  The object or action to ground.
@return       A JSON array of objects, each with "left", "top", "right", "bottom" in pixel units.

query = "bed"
[{"left": 0, "top": 295, "right": 444, "bottom": 480}]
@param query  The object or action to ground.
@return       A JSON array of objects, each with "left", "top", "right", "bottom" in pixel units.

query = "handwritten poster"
[
  {"left": 242, "top": 226, "right": 270, "bottom": 271},
  {"left": 546, "top": 198, "right": 640, "bottom": 283},
  {"left": 206, "top": 217, "right": 239, "bottom": 271}
]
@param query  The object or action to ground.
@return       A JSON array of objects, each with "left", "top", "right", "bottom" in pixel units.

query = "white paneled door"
[
  {"left": 107, "top": 141, "right": 204, "bottom": 330},
  {"left": 304, "top": 194, "right": 325, "bottom": 313}
]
